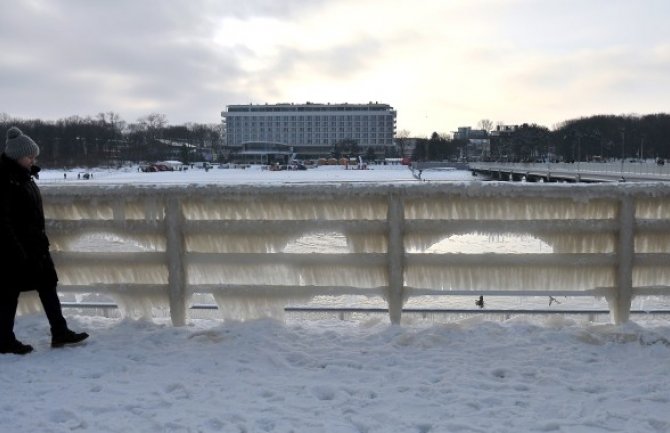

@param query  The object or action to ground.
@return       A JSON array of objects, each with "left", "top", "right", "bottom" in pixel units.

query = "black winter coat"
[{"left": 0, "top": 153, "right": 58, "bottom": 292}]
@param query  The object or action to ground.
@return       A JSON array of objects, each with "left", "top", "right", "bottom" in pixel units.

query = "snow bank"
[{"left": 3, "top": 314, "right": 669, "bottom": 432}]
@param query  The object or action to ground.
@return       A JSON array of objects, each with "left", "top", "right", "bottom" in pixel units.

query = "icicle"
[
  {"left": 187, "top": 262, "right": 386, "bottom": 288},
  {"left": 56, "top": 262, "right": 168, "bottom": 285},
  {"left": 636, "top": 198, "right": 670, "bottom": 219},
  {"left": 112, "top": 199, "right": 125, "bottom": 222},
  {"left": 405, "top": 197, "right": 616, "bottom": 220},
  {"left": 542, "top": 233, "right": 614, "bottom": 253},
  {"left": 112, "top": 291, "right": 170, "bottom": 321},
  {"left": 186, "top": 233, "right": 294, "bottom": 253},
  {"left": 211, "top": 294, "right": 287, "bottom": 322},
  {"left": 405, "top": 264, "right": 614, "bottom": 292},
  {"left": 16, "top": 292, "right": 43, "bottom": 316}
]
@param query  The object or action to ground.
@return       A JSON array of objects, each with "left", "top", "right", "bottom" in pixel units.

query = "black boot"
[
  {"left": 51, "top": 330, "right": 89, "bottom": 348},
  {"left": 0, "top": 339, "right": 34, "bottom": 355}
]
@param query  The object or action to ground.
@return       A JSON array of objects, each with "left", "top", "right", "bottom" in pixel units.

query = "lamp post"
[
  {"left": 547, "top": 141, "right": 551, "bottom": 176},
  {"left": 577, "top": 132, "right": 581, "bottom": 173},
  {"left": 620, "top": 128, "right": 625, "bottom": 179}
]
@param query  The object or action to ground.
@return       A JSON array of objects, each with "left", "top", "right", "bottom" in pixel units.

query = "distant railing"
[
  {"left": 36, "top": 183, "right": 670, "bottom": 325},
  {"left": 470, "top": 161, "right": 670, "bottom": 182}
]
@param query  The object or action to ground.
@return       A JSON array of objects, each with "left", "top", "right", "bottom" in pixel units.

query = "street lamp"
[
  {"left": 577, "top": 132, "right": 581, "bottom": 173},
  {"left": 620, "top": 128, "right": 625, "bottom": 179}
]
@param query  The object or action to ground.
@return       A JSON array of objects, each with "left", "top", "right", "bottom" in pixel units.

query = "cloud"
[
  {"left": 0, "top": 0, "right": 668, "bottom": 134},
  {"left": 0, "top": 0, "right": 329, "bottom": 123}
]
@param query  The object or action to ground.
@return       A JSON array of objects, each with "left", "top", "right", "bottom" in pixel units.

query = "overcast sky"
[{"left": 1, "top": 0, "right": 669, "bottom": 136}]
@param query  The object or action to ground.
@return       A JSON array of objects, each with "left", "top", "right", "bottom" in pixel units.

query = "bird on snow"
[{"left": 475, "top": 295, "right": 484, "bottom": 308}]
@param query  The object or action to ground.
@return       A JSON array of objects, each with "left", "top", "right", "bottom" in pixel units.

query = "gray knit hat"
[{"left": 5, "top": 126, "right": 40, "bottom": 160}]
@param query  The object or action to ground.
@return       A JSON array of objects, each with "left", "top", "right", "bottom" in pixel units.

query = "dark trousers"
[{"left": 0, "top": 286, "right": 68, "bottom": 343}]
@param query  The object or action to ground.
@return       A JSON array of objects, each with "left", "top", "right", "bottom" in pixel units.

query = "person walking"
[{"left": 0, "top": 127, "right": 88, "bottom": 355}]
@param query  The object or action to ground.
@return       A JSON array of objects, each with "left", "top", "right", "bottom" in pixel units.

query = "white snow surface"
[
  {"left": 4, "top": 315, "right": 670, "bottom": 432},
  {"left": 42, "top": 164, "right": 435, "bottom": 185},
  {"left": 3, "top": 165, "right": 670, "bottom": 432}
]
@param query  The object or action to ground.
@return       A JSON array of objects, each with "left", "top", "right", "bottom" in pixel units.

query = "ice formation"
[{"left": 33, "top": 182, "right": 670, "bottom": 324}]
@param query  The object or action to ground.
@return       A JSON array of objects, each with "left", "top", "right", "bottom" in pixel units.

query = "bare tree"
[
  {"left": 478, "top": 119, "right": 493, "bottom": 133},
  {"left": 96, "top": 111, "right": 125, "bottom": 131},
  {"left": 397, "top": 129, "right": 410, "bottom": 138},
  {"left": 137, "top": 113, "right": 168, "bottom": 141},
  {"left": 395, "top": 129, "right": 411, "bottom": 157},
  {"left": 138, "top": 113, "right": 168, "bottom": 131}
]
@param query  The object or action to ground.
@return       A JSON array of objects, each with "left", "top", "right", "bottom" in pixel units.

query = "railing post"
[
  {"left": 387, "top": 193, "right": 405, "bottom": 324},
  {"left": 165, "top": 196, "right": 187, "bottom": 326},
  {"left": 611, "top": 196, "right": 635, "bottom": 324}
]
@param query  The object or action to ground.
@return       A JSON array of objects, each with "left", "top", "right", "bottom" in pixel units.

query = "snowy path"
[{"left": 3, "top": 314, "right": 670, "bottom": 433}]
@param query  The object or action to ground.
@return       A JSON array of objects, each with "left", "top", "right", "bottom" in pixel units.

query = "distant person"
[{"left": 0, "top": 127, "right": 88, "bottom": 355}]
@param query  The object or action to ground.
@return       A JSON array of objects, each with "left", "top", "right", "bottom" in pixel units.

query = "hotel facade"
[{"left": 221, "top": 102, "right": 397, "bottom": 160}]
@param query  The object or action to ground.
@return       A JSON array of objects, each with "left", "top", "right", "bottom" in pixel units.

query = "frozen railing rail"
[{"left": 39, "top": 182, "right": 670, "bottom": 325}]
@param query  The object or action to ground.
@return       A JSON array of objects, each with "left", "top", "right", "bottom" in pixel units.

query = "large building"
[{"left": 221, "top": 102, "right": 396, "bottom": 161}]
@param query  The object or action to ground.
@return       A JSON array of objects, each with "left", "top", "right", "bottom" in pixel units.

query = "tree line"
[
  {"left": 411, "top": 113, "right": 670, "bottom": 163},
  {"left": 3, "top": 112, "right": 669, "bottom": 167},
  {"left": 0, "top": 112, "right": 222, "bottom": 168}
]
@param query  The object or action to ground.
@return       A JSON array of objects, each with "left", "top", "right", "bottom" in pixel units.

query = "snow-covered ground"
[
  {"left": 40, "top": 163, "right": 454, "bottom": 184},
  {"left": 3, "top": 164, "right": 670, "bottom": 432},
  {"left": 4, "top": 314, "right": 670, "bottom": 432}
]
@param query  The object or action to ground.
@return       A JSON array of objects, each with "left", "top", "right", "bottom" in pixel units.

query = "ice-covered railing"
[{"left": 37, "top": 182, "right": 670, "bottom": 325}]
